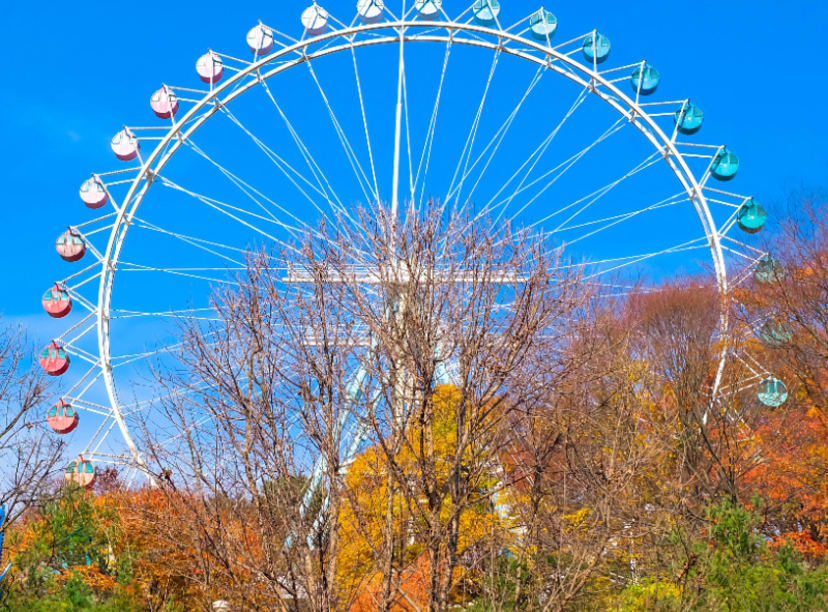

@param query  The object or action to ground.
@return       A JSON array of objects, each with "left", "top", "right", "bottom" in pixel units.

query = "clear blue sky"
[
  {"left": 0, "top": 0, "right": 825, "bottom": 464},
  {"left": 1, "top": 0, "right": 826, "bottom": 328}
]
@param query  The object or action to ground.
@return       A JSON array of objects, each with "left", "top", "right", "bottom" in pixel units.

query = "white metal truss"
[{"left": 46, "top": 1, "right": 779, "bottom": 483}]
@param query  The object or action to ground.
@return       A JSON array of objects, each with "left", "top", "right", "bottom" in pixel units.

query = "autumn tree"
[{"left": 735, "top": 196, "right": 828, "bottom": 557}]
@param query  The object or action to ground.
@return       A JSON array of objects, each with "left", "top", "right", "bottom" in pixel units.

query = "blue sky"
[
  {"left": 1, "top": 0, "right": 825, "bottom": 327},
  {"left": 0, "top": 1, "right": 826, "bottom": 461}
]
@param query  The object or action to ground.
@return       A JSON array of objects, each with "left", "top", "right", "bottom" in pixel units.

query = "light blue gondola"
[
  {"left": 414, "top": 0, "right": 441, "bottom": 19},
  {"left": 754, "top": 254, "right": 784, "bottom": 284},
  {"left": 582, "top": 32, "right": 611, "bottom": 64},
  {"left": 675, "top": 102, "right": 704, "bottom": 135},
  {"left": 631, "top": 64, "right": 661, "bottom": 95},
  {"left": 759, "top": 320, "right": 793, "bottom": 347},
  {"left": 757, "top": 377, "right": 788, "bottom": 408},
  {"left": 736, "top": 198, "right": 767, "bottom": 234},
  {"left": 529, "top": 9, "right": 557, "bottom": 41},
  {"left": 711, "top": 148, "right": 739, "bottom": 181},
  {"left": 472, "top": 0, "right": 500, "bottom": 25}
]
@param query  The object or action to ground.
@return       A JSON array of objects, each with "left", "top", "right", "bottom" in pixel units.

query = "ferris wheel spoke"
[
  {"left": 542, "top": 192, "right": 690, "bottom": 247},
  {"left": 255, "top": 78, "right": 363, "bottom": 231},
  {"left": 61, "top": 363, "right": 104, "bottom": 402},
  {"left": 116, "top": 261, "right": 244, "bottom": 288},
  {"left": 217, "top": 104, "right": 330, "bottom": 202},
  {"left": 303, "top": 59, "right": 376, "bottom": 206},
  {"left": 65, "top": 289, "right": 99, "bottom": 315},
  {"left": 415, "top": 36, "right": 452, "bottom": 209},
  {"left": 131, "top": 218, "right": 248, "bottom": 266},
  {"left": 349, "top": 44, "right": 381, "bottom": 203},
  {"left": 719, "top": 235, "right": 766, "bottom": 263},
  {"left": 450, "top": 63, "right": 547, "bottom": 212},
  {"left": 401, "top": 43, "right": 416, "bottom": 207},
  {"left": 182, "top": 139, "right": 315, "bottom": 245},
  {"left": 122, "top": 378, "right": 225, "bottom": 417},
  {"left": 56, "top": 314, "right": 97, "bottom": 347},
  {"left": 66, "top": 270, "right": 103, "bottom": 293},
  {"left": 83, "top": 419, "right": 115, "bottom": 455},
  {"left": 62, "top": 345, "right": 99, "bottom": 366},
  {"left": 539, "top": 151, "right": 662, "bottom": 233},
  {"left": 494, "top": 117, "right": 627, "bottom": 223},
  {"left": 571, "top": 238, "right": 709, "bottom": 282},
  {"left": 156, "top": 176, "right": 305, "bottom": 256},
  {"left": 488, "top": 85, "right": 593, "bottom": 224},
  {"left": 444, "top": 47, "right": 502, "bottom": 208},
  {"left": 109, "top": 330, "right": 223, "bottom": 372},
  {"left": 112, "top": 307, "right": 219, "bottom": 321},
  {"left": 88, "top": 419, "right": 120, "bottom": 457}
]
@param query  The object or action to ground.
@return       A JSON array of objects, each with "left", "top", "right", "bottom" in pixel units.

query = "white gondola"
[
  {"left": 247, "top": 25, "right": 275, "bottom": 55},
  {"left": 196, "top": 52, "right": 224, "bottom": 84},
  {"left": 301, "top": 5, "right": 329, "bottom": 36},
  {"left": 357, "top": 0, "right": 384, "bottom": 24}
]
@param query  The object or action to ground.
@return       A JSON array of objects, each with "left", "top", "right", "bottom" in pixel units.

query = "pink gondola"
[
  {"left": 65, "top": 457, "right": 96, "bottom": 489},
  {"left": 79, "top": 177, "right": 108, "bottom": 209},
  {"left": 196, "top": 52, "right": 224, "bottom": 84},
  {"left": 150, "top": 87, "right": 179, "bottom": 119},
  {"left": 42, "top": 284, "right": 72, "bottom": 318},
  {"left": 56, "top": 230, "right": 85, "bottom": 262},
  {"left": 39, "top": 341, "right": 70, "bottom": 376},
  {"left": 111, "top": 129, "right": 139, "bottom": 161},
  {"left": 47, "top": 399, "right": 79, "bottom": 435}
]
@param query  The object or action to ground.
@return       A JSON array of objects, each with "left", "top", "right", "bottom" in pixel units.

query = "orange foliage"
[{"left": 348, "top": 553, "right": 430, "bottom": 612}]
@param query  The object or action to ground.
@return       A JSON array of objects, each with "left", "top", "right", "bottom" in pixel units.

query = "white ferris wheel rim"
[{"left": 77, "top": 16, "right": 731, "bottom": 473}]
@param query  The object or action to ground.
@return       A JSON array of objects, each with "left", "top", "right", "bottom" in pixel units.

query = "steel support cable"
[
  {"left": 255, "top": 77, "right": 362, "bottom": 230},
  {"left": 415, "top": 37, "right": 453, "bottom": 209},
  {"left": 496, "top": 118, "right": 626, "bottom": 223},
  {"left": 217, "top": 104, "right": 330, "bottom": 201},
  {"left": 304, "top": 59, "right": 375, "bottom": 206},
  {"left": 157, "top": 177, "right": 305, "bottom": 257},
  {"left": 349, "top": 43, "right": 381, "bottom": 202},
  {"left": 489, "top": 85, "right": 592, "bottom": 224},
  {"left": 444, "top": 47, "right": 502, "bottom": 208},
  {"left": 181, "top": 140, "right": 312, "bottom": 244},
  {"left": 457, "top": 63, "right": 547, "bottom": 208},
  {"left": 548, "top": 152, "right": 663, "bottom": 232}
]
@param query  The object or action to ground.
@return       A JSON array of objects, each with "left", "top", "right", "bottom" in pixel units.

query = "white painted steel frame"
[{"left": 95, "top": 18, "right": 730, "bottom": 471}]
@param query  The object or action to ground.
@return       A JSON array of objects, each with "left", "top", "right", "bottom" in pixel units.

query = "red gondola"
[
  {"left": 47, "top": 400, "right": 79, "bottom": 434},
  {"left": 65, "top": 457, "right": 96, "bottom": 489},
  {"left": 42, "top": 284, "right": 72, "bottom": 318},
  {"left": 39, "top": 342, "right": 70, "bottom": 376},
  {"left": 56, "top": 230, "right": 86, "bottom": 262}
]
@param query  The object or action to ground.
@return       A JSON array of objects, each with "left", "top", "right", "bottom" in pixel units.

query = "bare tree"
[
  {"left": 0, "top": 319, "right": 64, "bottom": 524},
  {"left": 327, "top": 204, "right": 592, "bottom": 611},
  {"left": 135, "top": 201, "right": 600, "bottom": 610}
]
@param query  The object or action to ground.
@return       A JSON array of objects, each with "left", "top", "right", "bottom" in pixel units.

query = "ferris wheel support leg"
[
  {"left": 285, "top": 364, "right": 370, "bottom": 551},
  {"left": 0, "top": 505, "right": 10, "bottom": 591}
]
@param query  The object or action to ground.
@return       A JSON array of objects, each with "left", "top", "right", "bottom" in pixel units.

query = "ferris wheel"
[{"left": 41, "top": 0, "right": 787, "bottom": 486}]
